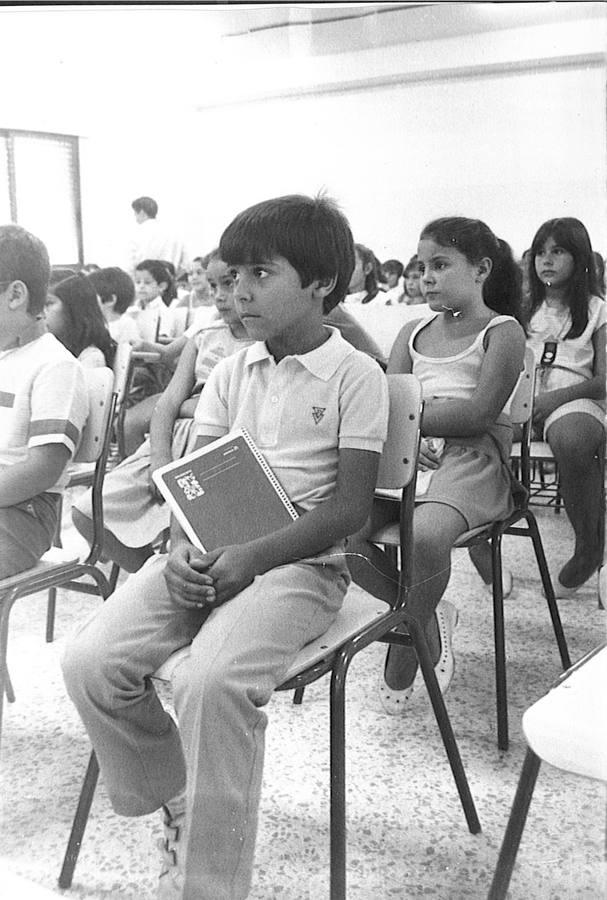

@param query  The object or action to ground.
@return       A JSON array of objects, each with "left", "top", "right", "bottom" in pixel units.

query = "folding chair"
[
  {"left": 488, "top": 642, "right": 607, "bottom": 899},
  {"left": 0, "top": 367, "right": 115, "bottom": 750},
  {"left": 45, "top": 349, "right": 134, "bottom": 643},
  {"left": 370, "top": 349, "right": 571, "bottom": 751},
  {"left": 59, "top": 374, "right": 480, "bottom": 900}
]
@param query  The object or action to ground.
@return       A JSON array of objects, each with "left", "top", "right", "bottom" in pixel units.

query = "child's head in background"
[
  {"left": 418, "top": 217, "right": 523, "bottom": 322},
  {"left": 190, "top": 255, "right": 212, "bottom": 304},
  {"left": 0, "top": 225, "right": 50, "bottom": 351},
  {"left": 348, "top": 243, "right": 381, "bottom": 301},
  {"left": 87, "top": 267, "right": 136, "bottom": 319},
  {"left": 219, "top": 193, "right": 355, "bottom": 315},
  {"left": 134, "top": 259, "right": 175, "bottom": 308},
  {"left": 46, "top": 274, "right": 115, "bottom": 365},
  {"left": 381, "top": 259, "right": 404, "bottom": 289},
  {"left": 529, "top": 218, "right": 598, "bottom": 334},
  {"left": 403, "top": 255, "right": 423, "bottom": 301},
  {"left": 203, "top": 248, "right": 247, "bottom": 336}
]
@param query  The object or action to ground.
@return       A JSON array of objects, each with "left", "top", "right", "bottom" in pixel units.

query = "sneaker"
[
  {"left": 157, "top": 791, "right": 187, "bottom": 900},
  {"left": 481, "top": 568, "right": 513, "bottom": 600},
  {"left": 377, "top": 640, "right": 416, "bottom": 715},
  {"left": 432, "top": 598, "right": 459, "bottom": 695}
]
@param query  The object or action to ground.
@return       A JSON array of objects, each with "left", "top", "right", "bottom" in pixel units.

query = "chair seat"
[
  {"left": 522, "top": 646, "right": 607, "bottom": 782},
  {"left": 0, "top": 547, "right": 80, "bottom": 593},
  {"left": 153, "top": 583, "right": 389, "bottom": 684}
]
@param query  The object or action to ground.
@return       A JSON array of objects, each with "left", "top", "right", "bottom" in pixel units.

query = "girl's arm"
[
  {"left": 385, "top": 320, "right": 418, "bottom": 374},
  {"left": 422, "top": 321, "right": 526, "bottom": 437},
  {"left": 133, "top": 334, "right": 188, "bottom": 366},
  {"left": 533, "top": 324, "right": 606, "bottom": 424},
  {"left": 148, "top": 339, "right": 199, "bottom": 471}
]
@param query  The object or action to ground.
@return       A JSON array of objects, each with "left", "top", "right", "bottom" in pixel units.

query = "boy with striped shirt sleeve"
[{"left": 0, "top": 225, "right": 88, "bottom": 579}]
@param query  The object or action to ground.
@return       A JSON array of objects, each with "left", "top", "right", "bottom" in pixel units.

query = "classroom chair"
[
  {"left": 58, "top": 374, "right": 481, "bottom": 900},
  {"left": 0, "top": 367, "right": 115, "bottom": 752},
  {"left": 373, "top": 348, "right": 571, "bottom": 751},
  {"left": 45, "top": 344, "right": 135, "bottom": 643},
  {"left": 488, "top": 642, "right": 607, "bottom": 899}
]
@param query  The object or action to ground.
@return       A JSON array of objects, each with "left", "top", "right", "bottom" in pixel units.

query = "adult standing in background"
[{"left": 128, "top": 196, "right": 189, "bottom": 277}]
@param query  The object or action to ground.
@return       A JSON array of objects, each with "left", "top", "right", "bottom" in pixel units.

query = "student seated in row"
[
  {"left": 45, "top": 274, "right": 117, "bottom": 368},
  {"left": 72, "top": 249, "right": 254, "bottom": 573},
  {"left": 380, "top": 258, "right": 405, "bottom": 304},
  {"left": 88, "top": 266, "right": 140, "bottom": 345},
  {"left": 62, "top": 193, "right": 389, "bottom": 900},
  {"left": 0, "top": 225, "right": 88, "bottom": 579}
]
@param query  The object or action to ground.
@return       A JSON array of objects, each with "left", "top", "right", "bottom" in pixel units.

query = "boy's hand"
[
  {"left": 164, "top": 543, "right": 216, "bottom": 609},
  {"left": 198, "top": 545, "right": 259, "bottom": 607}
]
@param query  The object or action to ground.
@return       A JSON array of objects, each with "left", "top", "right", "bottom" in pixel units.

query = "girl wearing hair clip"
[
  {"left": 526, "top": 217, "right": 606, "bottom": 593},
  {"left": 348, "top": 217, "right": 526, "bottom": 712}
]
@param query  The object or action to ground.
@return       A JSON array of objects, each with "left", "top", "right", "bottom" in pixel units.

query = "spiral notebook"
[{"left": 152, "top": 428, "right": 299, "bottom": 552}]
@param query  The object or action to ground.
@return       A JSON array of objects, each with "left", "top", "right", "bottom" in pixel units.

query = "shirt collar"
[{"left": 243, "top": 326, "right": 354, "bottom": 381}]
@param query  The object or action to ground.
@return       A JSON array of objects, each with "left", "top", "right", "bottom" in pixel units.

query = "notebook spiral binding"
[{"left": 239, "top": 427, "right": 299, "bottom": 521}]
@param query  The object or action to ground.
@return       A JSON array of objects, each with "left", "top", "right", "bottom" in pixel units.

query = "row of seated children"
[
  {"left": 344, "top": 244, "right": 427, "bottom": 306},
  {"left": 64, "top": 196, "right": 605, "bottom": 900},
  {"left": 3, "top": 198, "right": 603, "bottom": 899}
]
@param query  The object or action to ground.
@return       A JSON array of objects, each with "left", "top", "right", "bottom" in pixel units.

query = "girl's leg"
[
  {"left": 348, "top": 501, "right": 467, "bottom": 690},
  {"left": 546, "top": 413, "right": 604, "bottom": 588},
  {"left": 384, "top": 503, "right": 468, "bottom": 689},
  {"left": 123, "top": 392, "right": 162, "bottom": 457},
  {"left": 72, "top": 506, "right": 154, "bottom": 573}
]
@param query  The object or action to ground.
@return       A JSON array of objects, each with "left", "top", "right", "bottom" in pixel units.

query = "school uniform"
[
  {"left": 62, "top": 327, "right": 388, "bottom": 900},
  {"left": 0, "top": 333, "right": 88, "bottom": 577}
]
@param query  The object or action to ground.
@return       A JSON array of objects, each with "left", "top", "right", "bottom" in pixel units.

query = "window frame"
[{"left": 0, "top": 128, "right": 84, "bottom": 268}]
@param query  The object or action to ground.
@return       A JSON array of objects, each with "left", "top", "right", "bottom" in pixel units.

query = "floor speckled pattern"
[{"left": 0, "top": 505, "right": 605, "bottom": 899}]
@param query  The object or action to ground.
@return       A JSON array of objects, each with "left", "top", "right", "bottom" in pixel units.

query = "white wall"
[{"left": 1, "top": 4, "right": 605, "bottom": 266}]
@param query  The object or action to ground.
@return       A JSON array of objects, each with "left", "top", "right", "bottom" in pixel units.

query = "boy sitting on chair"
[
  {"left": 62, "top": 193, "right": 389, "bottom": 900},
  {"left": 0, "top": 225, "right": 88, "bottom": 579}
]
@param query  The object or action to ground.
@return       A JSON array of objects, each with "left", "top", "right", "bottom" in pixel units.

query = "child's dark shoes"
[{"left": 377, "top": 645, "right": 416, "bottom": 714}]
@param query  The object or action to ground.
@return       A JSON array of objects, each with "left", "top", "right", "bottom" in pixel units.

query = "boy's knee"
[{"left": 61, "top": 627, "right": 112, "bottom": 701}]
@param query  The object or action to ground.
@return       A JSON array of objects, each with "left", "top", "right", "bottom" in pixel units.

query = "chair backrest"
[
  {"left": 112, "top": 341, "right": 134, "bottom": 410},
  {"left": 376, "top": 374, "right": 423, "bottom": 491},
  {"left": 73, "top": 367, "right": 115, "bottom": 464},
  {"left": 509, "top": 346, "right": 536, "bottom": 426}
]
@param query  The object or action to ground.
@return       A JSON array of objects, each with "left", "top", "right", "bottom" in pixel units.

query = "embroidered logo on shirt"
[{"left": 312, "top": 406, "right": 326, "bottom": 424}]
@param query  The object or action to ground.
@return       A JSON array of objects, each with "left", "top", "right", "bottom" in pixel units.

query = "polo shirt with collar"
[{"left": 194, "top": 327, "right": 388, "bottom": 513}]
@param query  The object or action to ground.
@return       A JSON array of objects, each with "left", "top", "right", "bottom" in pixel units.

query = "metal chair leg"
[
  {"left": 490, "top": 535, "right": 509, "bottom": 751},
  {"left": 58, "top": 751, "right": 100, "bottom": 889},
  {"left": 487, "top": 748, "right": 541, "bottom": 899},
  {"left": 3, "top": 665, "right": 15, "bottom": 703},
  {"left": 292, "top": 687, "right": 305, "bottom": 705},
  {"left": 329, "top": 652, "right": 349, "bottom": 900},
  {"left": 525, "top": 511, "right": 571, "bottom": 670},
  {"left": 411, "top": 620, "right": 481, "bottom": 834},
  {"left": 46, "top": 587, "right": 57, "bottom": 643}
]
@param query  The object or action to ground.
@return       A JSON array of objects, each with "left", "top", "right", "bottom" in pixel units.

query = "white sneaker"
[
  {"left": 157, "top": 791, "right": 187, "bottom": 900},
  {"left": 432, "top": 599, "right": 459, "bottom": 695}
]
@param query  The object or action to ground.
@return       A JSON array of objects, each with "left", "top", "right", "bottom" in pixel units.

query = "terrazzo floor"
[{"left": 0, "top": 503, "right": 605, "bottom": 900}]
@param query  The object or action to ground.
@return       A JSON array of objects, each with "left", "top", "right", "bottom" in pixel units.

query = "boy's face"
[
  {"left": 206, "top": 259, "right": 239, "bottom": 325},
  {"left": 134, "top": 270, "right": 163, "bottom": 305},
  {"left": 189, "top": 261, "right": 208, "bottom": 294},
  {"left": 230, "top": 256, "right": 322, "bottom": 346},
  {"left": 383, "top": 269, "right": 399, "bottom": 289}
]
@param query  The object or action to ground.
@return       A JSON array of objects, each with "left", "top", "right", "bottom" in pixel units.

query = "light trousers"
[{"left": 62, "top": 553, "right": 348, "bottom": 900}]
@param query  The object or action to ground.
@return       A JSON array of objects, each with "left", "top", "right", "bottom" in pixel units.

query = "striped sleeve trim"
[
  {"left": 0, "top": 391, "right": 15, "bottom": 408},
  {"left": 29, "top": 419, "right": 81, "bottom": 448}
]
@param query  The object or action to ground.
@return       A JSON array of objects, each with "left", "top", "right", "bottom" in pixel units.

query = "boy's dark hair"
[
  {"left": 135, "top": 259, "right": 176, "bottom": 306},
  {"left": 131, "top": 196, "right": 158, "bottom": 219},
  {"left": 219, "top": 194, "right": 355, "bottom": 313},
  {"left": 87, "top": 266, "right": 136, "bottom": 314},
  {"left": 52, "top": 274, "right": 117, "bottom": 365},
  {"left": 0, "top": 224, "right": 50, "bottom": 316},
  {"left": 382, "top": 258, "right": 404, "bottom": 279},
  {"left": 420, "top": 217, "right": 524, "bottom": 326},
  {"left": 528, "top": 217, "right": 599, "bottom": 338}
]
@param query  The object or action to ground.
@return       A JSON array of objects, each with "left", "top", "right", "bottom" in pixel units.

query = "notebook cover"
[{"left": 152, "top": 428, "right": 298, "bottom": 552}]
